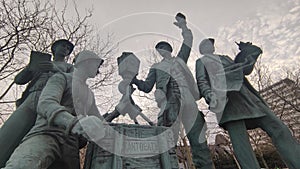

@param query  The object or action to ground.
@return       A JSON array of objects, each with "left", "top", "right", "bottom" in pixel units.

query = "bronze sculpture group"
[{"left": 0, "top": 13, "right": 299, "bottom": 169}]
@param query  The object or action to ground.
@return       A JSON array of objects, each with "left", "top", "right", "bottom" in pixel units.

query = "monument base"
[{"left": 84, "top": 123, "right": 179, "bottom": 169}]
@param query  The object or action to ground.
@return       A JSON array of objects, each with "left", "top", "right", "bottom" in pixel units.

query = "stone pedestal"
[{"left": 84, "top": 123, "right": 179, "bottom": 169}]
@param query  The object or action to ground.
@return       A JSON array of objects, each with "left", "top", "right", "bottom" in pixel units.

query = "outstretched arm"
[
  {"left": 38, "top": 73, "right": 105, "bottom": 141},
  {"left": 131, "top": 68, "right": 156, "bottom": 93},
  {"left": 37, "top": 73, "right": 74, "bottom": 128}
]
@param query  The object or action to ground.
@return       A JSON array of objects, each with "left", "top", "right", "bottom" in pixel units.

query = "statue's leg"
[
  {"left": 157, "top": 100, "right": 181, "bottom": 144},
  {"left": 0, "top": 92, "right": 39, "bottom": 167},
  {"left": 182, "top": 105, "right": 214, "bottom": 169},
  {"left": 257, "top": 107, "right": 300, "bottom": 169},
  {"left": 164, "top": 94, "right": 180, "bottom": 126},
  {"left": 3, "top": 135, "right": 61, "bottom": 169},
  {"left": 48, "top": 137, "right": 80, "bottom": 169},
  {"left": 224, "top": 120, "right": 260, "bottom": 169},
  {"left": 163, "top": 93, "right": 181, "bottom": 142}
]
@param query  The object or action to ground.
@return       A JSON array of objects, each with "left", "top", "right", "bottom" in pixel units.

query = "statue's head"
[
  {"left": 155, "top": 41, "right": 173, "bottom": 58},
  {"left": 199, "top": 38, "right": 215, "bottom": 55},
  {"left": 51, "top": 39, "right": 74, "bottom": 56},
  {"left": 74, "top": 50, "right": 104, "bottom": 78}
]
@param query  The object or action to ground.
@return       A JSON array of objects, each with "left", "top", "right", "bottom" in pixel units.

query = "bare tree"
[
  {"left": 247, "top": 62, "right": 300, "bottom": 168},
  {"left": 0, "top": 0, "right": 91, "bottom": 98},
  {"left": 0, "top": 0, "right": 118, "bottom": 124}
]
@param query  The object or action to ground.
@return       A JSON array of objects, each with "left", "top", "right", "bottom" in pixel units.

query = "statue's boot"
[
  {"left": 185, "top": 112, "right": 215, "bottom": 169},
  {"left": 190, "top": 142, "right": 215, "bottom": 169}
]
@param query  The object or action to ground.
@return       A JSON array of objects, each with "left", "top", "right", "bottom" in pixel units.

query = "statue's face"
[
  {"left": 156, "top": 45, "right": 172, "bottom": 58},
  {"left": 54, "top": 42, "right": 71, "bottom": 57},
  {"left": 199, "top": 42, "right": 215, "bottom": 55},
  {"left": 85, "top": 59, "right": 103, "bottom": 78}
]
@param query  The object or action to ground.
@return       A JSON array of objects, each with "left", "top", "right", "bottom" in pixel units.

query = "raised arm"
[
  {"left": 174, "top": 13, "right": 193, "bottom": 63},
  {"left": 234, "top": 42, "right": 262, "bottom": 75}
]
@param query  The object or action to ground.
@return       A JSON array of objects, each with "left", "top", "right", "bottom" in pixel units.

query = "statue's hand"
[
  {"left": 174, "top": 12, "right": 187, "bottom": 29},
  {"left": 154, "top": 89, "right": 167, "bottom": 108},
  {"left": 209, "top": 97, "right": 218, "bottom": 109},
  {"left": 206, "top": 92, "right": 217, "bottom": 109},
  {"left": 130, "top": 75, "right": 138, "bottom": 85},
  {"left": 103, "top": 109, "right": 120, "bottom": 122},
  {"left": 71, "top": 116, "right": 106, "bottom": 142},
  {"left": 37, "top": 61, "right": 54, "bottom": 72}
]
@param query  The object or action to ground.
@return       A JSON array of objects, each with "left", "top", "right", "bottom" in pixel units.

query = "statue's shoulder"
[
  {"left": 197, "top": 54, "right": 217, "bottom": 63},
  {"left": 152, "top": 62, "right": 158, "bottom": 66},
  {"left": 53, "top": 61, "right": 74, "bottom": 73},
  {"left": 220, "top": 55, "right": 234, "bottom": 62},
  {"left": 51, "top": 72, "right": 72, "bottom": 84},
  {"left": 151, "top": 62, "right": 161, "bottom": 69}
]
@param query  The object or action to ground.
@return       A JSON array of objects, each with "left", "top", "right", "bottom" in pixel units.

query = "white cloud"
[{"left": 216, "top": 0, "right": 300, "bottom": 77}]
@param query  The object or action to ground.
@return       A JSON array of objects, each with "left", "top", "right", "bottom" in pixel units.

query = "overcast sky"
[
  {"left": 69, "top": 0, "right": 299, "bottom": 78},
  {"left": 73, "top": 0, "right": 265, "bottom": 51}
]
